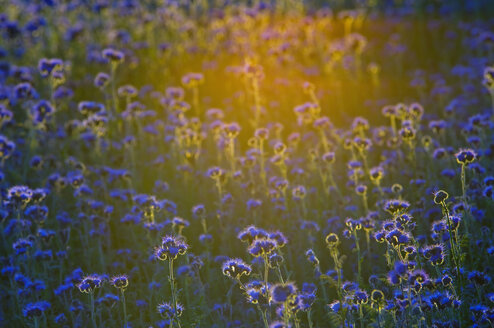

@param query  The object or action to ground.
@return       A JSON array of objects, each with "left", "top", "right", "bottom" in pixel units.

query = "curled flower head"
[
  {"left": 455, "top": 148, "right": 476, "bottom": 165},
  {"left": 353, "top": 289, "right": 369, "bottom": 304},
  {"left": 222, "top": 122, "right": 241, "bottom": 139},
  {"left": 325, "top": 233, "right": 340, "bottom": 247},
  {"left": 7, "top": 186, "right": 33, "bottom": 207},
  {"left": 206, "top": 166, "right": 225, "bottom": 180},
  {"left": 270, "top": 282, "right": 297, "bottom": 303},
  {"left": 237, "top": 225, "right": 268, "bottom": 244},
  {"left": 370, "top": 166, "right": 384, "bottom": 182},
  {"left": 374, "top": 230, "right": 386, "bottom": 243},
  {"left": 157, "top": 302, "right": 183, "bottom": 319},
  {"left": 12, "top": 238, "right": 33, "bottom": 255},
  {"left": 433, "top": 190, "right": 449, "bottom": 205},
  {"left": 255, "top": 128, "right": 269, "bottom": 140},
  {"left": 38, "top": 58, "right": 63, "bottom": 78},
  {"left": 110, "top": 275, "right": 129, "bottom": 290},
  {"left": 155, "top": 236, "right": 188, "bottom": 261},
  {"left": 384, "top": 199, "right": 410, "bottom": 215},
  {"left": 77, "top": 274, "right": 104, "bottom": 293},
  {"left": 399, "top": 126, "right": 416, "bottom": 141},
  {"left": 441, "top": 274, "right": 453, "bottom": 286},
  {"left": 422, "top": 244, "right": 445, "bottom": 266},
  {"left": 268, "top": 253, "right": 284, "bottom": 268},
  {"left": 269, "top": 322, "right": 289, "bottom": 328},
  {"left": 102, "top": 48, "right": 125, "bottom": 65},
  {"left": 181, "top": 72, "right": 204, "bottom": 88},
  {"left": 292, "top": 185, "right": 307, "bottom": 199},
  {"left": 118, "top": 85, "right": 138, "bottom": 98},
  {"left": 345, "top": 218, "right": 362, "bottom": 231},
  {"left": 248, "top": 238, "right": 277, "bottom": 257},
  {"left": 222, "top": 258, "right": 252, "bottom": 279},
  {"left": 355, "top": 184, "right": 367, "bottom": 195},
  {"left": 467, "top": 271, "right": 491, "bottom": 286},
  {"left": 385, "top": 229, "right": 410, "bottom": 247},
  {"left": 30, "top": 100, "right": 55, "bottom": 126},
  {"left": 23, "top": 301, "right": 51, "bottom": 318},
  {"left": 305, "top": 249, "right": 320, "bottom": 266},
  {"left": 371, "top": 289, "right": 385, "bottom": 303},
  {"left": 449, "top": 216, "right": 461, "bottom": 230},
  {"left": 94, "top": 72, "right": 110, "bottom": 89},
  {"left": 269, "top": 231, "right": 288, "bottom": 248},
  {"left": 245, "top": 288, "right": 264, "bottom": 305},
  {"left": 353, "top": 137, "right": 372, "bottom": 152},
  {"left": 321, "top": 151, "right": 335, "bottom": 164},
  {"left": 409, "top": 270, "right": 429, "bottom": 286}
]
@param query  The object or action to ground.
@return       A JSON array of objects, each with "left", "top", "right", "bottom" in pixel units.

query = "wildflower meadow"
[{"left": 1, "top": 0, "right": 494, "bottom": 327}]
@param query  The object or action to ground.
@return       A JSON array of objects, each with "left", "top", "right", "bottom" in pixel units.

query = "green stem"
[
  {"left": 121, "top": 289, "right": 127, "bottom": 328},
  {"left": 90, "top": 292, "right": 96, "bottom": 328},
  {"left": 353, "top": 230, "right": 362, "bottom": 285}
]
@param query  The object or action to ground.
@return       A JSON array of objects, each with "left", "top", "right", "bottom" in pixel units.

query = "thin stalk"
[{"left": 121, "top": 289, "right": 127, "bottom": 328}]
